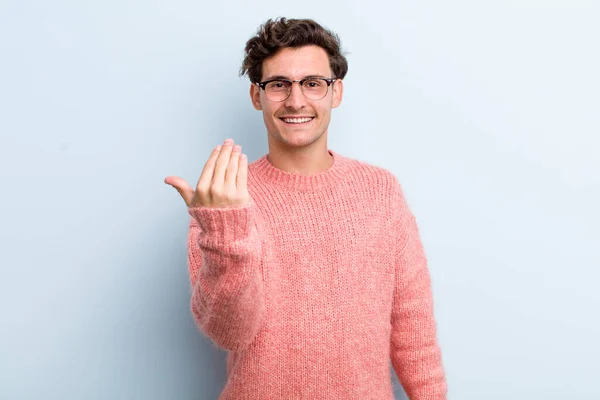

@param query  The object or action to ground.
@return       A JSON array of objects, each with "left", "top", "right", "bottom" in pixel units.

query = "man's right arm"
[
  {"left": 165, "top": 138, "right": 262, "bottom": 352},
  {"left": 187, "top": 202, "right": 265, "bottom": 352}
]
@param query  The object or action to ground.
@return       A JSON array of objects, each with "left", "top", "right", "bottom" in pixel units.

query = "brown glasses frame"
[{"left": 256, "top": 78, "right": 336, "bottom": 102}]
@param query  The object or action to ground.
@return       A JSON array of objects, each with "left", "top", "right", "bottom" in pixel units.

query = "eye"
[
  {"left": 303, "top": 79, "right": 326, "bottom": 89},
  {"left": 267, "top": 80, "right": 290, "bottom": 89}
]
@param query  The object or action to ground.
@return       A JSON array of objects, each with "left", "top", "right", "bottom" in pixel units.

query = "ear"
[
  {"left": 331, "top": 79, "right": 343, "bottom": 109},
  {"left": 250, "top": 83, "right": 262, "bottom": 110}
]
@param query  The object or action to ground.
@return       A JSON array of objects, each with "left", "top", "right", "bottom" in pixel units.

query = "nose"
[{"left": 284, "top": 81, "right": 306, "bottom": 109}]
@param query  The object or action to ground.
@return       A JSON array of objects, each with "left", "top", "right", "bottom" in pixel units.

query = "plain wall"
[{"left": 1, "top": 1, "right": 598, "bottom": 399}]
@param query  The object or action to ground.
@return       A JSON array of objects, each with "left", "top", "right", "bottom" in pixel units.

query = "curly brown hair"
[{"left": 240, "top": 17, "right": 348, "bottom": 84}]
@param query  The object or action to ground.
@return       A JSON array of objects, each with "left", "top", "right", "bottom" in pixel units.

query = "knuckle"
[
  {"left": 195, "top": 184, "right": 208, "bottom": 196},
  {"left": 210, "top": 184, "right": 223, "bottom": 196},
  {"left": 195, "top": 189, "right": 207, "bottom": 202}
]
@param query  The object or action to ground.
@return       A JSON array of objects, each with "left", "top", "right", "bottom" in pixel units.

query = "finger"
[
  {"left": 212, "top": 139, "right": 235, "bottom": 186},
  {"left": 237, "top": 153, "right": 248, "bottom": 192},
  {"left": 164, "top": 176, "right": 195, "bottom": 206},
  {"left": 197, "top": 145, "right": 222, "bottom": 191},
  {"left": 225, "top": 144, "right": 241, "bottom": 191}
]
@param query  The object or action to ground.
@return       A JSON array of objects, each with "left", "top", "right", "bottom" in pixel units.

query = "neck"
[{"left": 266, "top": 139, "right": 333, "bottom": 176}]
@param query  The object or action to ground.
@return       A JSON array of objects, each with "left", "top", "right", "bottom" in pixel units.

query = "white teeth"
[{"left": 283, "top": 117, "right": 313, "bottom": 124}]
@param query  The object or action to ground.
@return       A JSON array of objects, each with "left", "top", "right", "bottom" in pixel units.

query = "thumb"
[{"left": 164, "top": 176, "right": 194, "bottom": 206}]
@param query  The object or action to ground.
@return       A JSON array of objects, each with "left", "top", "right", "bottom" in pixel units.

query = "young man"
[{"left": 165, "top": 18, "right": 447, "bottom": 400}]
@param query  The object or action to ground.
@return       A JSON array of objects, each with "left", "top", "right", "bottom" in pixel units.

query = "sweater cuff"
[{"left": 188, "top": 202, "right": 255, "bottom": 242}]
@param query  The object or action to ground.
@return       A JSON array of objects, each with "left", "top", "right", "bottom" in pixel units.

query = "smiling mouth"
[{"left": 280, "top": 117, "right": 315, "bottom": 124}]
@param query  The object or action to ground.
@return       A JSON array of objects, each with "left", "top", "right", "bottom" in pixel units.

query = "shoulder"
[
  {"left": 337, "top": 152, "right": 404, "bottom": 194},
  {"left": 338, "top": 153, "right": 414, "bottom": 221}
]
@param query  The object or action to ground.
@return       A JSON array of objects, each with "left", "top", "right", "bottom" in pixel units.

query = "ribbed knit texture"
[{"left": 187, "top": 149, "right": 447, "bottom": 400}]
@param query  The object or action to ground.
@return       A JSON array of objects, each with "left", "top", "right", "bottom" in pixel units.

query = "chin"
[{"left": 280, "top": 131, "right": 323, "bottom": 148}]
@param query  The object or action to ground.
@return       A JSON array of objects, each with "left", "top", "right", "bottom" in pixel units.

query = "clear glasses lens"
[{"left": 265, "top": 79, "right": 329, "bottom": 101}]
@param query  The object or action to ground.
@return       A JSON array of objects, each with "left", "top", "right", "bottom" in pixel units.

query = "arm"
[
  {"left": 187, "top": 202, "right": 265, "bottom": 352},
  {"left": 389, "top": 180, "right": 447, "bottom": 399}
]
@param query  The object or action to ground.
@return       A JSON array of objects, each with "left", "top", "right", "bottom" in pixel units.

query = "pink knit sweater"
[{"left": 186, "top": 149, "right": 447, "bottom": 399}]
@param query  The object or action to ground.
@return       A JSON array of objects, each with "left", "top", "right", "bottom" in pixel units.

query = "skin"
[
  {"left": 164, "top": 44, "right": 343, "bottom": 208},
  {"left": 250, "top": 45, "right": 343, "bottom": 175},
  {"left": 164, "top": 139, "right": 250, "bottom": 208}
]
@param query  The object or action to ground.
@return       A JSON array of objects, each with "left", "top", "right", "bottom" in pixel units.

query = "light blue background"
[{"left": 1, "top": 1, "right": 599, "bottom": 399}]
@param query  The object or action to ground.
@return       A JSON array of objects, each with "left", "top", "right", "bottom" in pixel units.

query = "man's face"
[{"left": 250, "top": 45, "right": 343, "bottom": 150}]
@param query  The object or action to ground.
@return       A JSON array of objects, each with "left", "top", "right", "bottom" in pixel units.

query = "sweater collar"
[{"left": 251, "top": 149, "right": 350, "bottom": 192}]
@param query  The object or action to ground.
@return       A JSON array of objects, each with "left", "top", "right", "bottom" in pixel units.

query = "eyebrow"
[{"left": 261, "top": 74, "right": 328, "bottom": 81}]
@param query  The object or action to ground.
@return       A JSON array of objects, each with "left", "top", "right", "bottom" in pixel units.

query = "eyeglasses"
[{"left": 256, "top": 77, "right": 336, "bottom": 102}]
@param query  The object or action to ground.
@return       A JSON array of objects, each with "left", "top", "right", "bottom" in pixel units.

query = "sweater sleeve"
[
  {"left": 389, "top": 179, "right": 448, "bottom": 399},
  {"left": 186, "top": 201, "right": 265, "bottom": 352}
]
